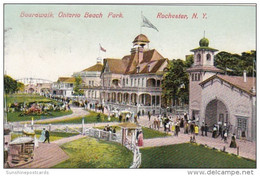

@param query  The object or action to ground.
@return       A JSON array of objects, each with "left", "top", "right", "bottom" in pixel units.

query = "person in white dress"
[{"left": 38, "top": 128, "right": 46, "bottom": 142}]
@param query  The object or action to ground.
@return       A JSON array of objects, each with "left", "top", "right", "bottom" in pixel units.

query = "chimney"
[
  {"left": 130, "top": 48, "right": 137, "bottom": 54},
  {"left": 138, "top": 47, "right": 144, "bottom": 64},
  {"left": 243, "top": 70, "right": 247, "bottom": 82}
]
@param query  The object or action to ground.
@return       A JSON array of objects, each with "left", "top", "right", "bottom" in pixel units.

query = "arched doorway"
[
  {"left": 28, "top": 88, "right": 35, "bottom": 94},
  {"left": 147, "top": 78, "right": 156, "bottom": 87},
  {"left": 205, "top": 99, "right": 228, "bottom": 130}
]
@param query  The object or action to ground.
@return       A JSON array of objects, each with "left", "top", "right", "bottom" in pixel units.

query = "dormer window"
[
  {"left": 148, "top": 64, "right": 151, "bottom": 72},
  {"left": 137, "top": 66, "right": 140, "bottom": 73}
]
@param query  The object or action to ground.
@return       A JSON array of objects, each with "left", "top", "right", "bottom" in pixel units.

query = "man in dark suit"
[
  {"left": 205, "top": 124, "right": 208, "bottom": 136},
  {"left": 44, "top": 130, "right": 50, "bottom": 143}
]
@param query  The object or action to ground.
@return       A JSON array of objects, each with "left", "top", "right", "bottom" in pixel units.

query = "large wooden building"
[{"left": 100, "top": 34, "right": 168, "bottom": 115}]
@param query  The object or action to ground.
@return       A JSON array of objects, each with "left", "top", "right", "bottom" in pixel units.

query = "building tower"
[
  {"left": 131, "top": 34, "right": 150, "bottom": 64},
  {"left": 187, "top": 37, "right": 223, "bottom": 121}
]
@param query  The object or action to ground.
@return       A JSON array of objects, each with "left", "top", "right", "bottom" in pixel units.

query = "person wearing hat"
[{"left": 212, "top": 125, "right": 217, "bottom": 138}]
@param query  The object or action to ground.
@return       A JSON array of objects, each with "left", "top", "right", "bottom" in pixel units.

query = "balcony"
[{"left": 101, "top": 86, "right": 162, "bottom": 93}]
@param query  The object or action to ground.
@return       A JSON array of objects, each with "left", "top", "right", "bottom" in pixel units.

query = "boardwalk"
[
  {"left": 19, "top": 143, "right": 69, "bottom": 168},
  {"left": 18, "top": 134, "right": 86, "bottom": 168},
  {"left": 139, "top": 115, "right": 256, "bottom": 160}
]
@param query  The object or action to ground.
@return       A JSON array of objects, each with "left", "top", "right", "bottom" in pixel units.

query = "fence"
[
  {"left": 7, "top": 123, "right": 142, "bottom": 168},
  {"left": 84, "top": 127, "right": 142, "bottom": 168},
  {"left": 85, "top": 128, "right": 121, "bottom": 143},
  {"left": 7, "top": 123, "right": 81, "bottom": 134},
  {"left": 123, "top": 138, "right": 142, "bottom": 168}
]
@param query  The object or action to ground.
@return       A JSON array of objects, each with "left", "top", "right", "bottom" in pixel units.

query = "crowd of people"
[
  {"left": 150, "top": 113, "right": 238, "bottom": 148},
  {"left": 103, "top": 125, "right": 116, "bottom": 133}
]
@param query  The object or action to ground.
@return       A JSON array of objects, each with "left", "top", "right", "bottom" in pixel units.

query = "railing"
[
  {"left": 8, "top": 123, "right": 142, "bottom": 168},
  {"left": 84, "top": 128, "right": 141, "bottom": 168},
  {"left": 124, "top": 138, "right": 142, "bottom": 168},
  {"left": 8, "top": 123, "right": 81, "bottom": 134},
  {"left": 101, "top": 86, "right": 162, "bottom": 92},
  {"left": 85, "top": 128, "right": 121, "bottom": 143}
]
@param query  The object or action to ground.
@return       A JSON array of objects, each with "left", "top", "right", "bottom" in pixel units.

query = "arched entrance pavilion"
[{"left": 205, "top": 99, "right": 229, "bottom": 131}]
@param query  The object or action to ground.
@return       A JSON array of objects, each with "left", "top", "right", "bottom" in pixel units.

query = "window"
[
  {"left": 138, "top": 78, "right": 140, "bottom": 86},
  {"left": 131, "top": 79, "right": 133, "bottom": 87},
  {"left": 89, "top": 81, "right": 91, "bottom": 86},
  {"left": 197, "top": 54, "right": 201, "bottom": 62},
  {"left": 123, "top": 78, "right": 125, "bottom": 87},
  {"left": 195, "top": 74, "right": 197, "bottom": 81},
  {"left": 198, "top": 74, "right": 200, "bottom": 81},
  {"left": 126, "top": 78, "right": 128, "bottom": 85},
  {"left": 207, "top": 54, "right": 211, "bottom": 61},
  {"left": 192, "top": 74, "right": 194, "bottom": 81},
  {"left": 237, "top": 117, "right": 247, "bottom": 132}
]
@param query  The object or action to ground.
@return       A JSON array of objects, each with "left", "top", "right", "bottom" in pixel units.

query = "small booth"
[
  {"left": 120, "top": 110, "right": 133, "bottom": 122},
  {"left": 8, "top": 137, "right": 35, "bottom": 166},
  {"left": 119, "top": 122, "right": 141, "bottom": 146}
]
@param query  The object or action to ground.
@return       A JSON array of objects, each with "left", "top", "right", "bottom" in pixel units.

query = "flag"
[
  {"left": 141, "top": 15, "right": 159, "bottom": 32},
  {"left": 99, "top": 44, "right": 106, "bottom": 52}
]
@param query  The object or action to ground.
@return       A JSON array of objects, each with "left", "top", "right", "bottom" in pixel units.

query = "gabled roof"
[
  {"left": 104, "top": 58, "right": 127, "bottom": 74},
  {"left": 57, "top": 77, "right": 75, "bottom": 83},
  {"left": 82, "top": 63, "right": 103, "bottom": 72},
  {"left": 199, "top": 74, "right": 256, "bottom": 96},
  {"left": 125, "top": 49, "right": 166, "bottom": 74}
]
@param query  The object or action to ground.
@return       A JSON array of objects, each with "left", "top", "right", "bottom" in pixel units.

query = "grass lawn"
[
  {"left": 7, "top": 110, "right": 73, "bottom": 122},
  {"left": 142, "top": 127, "right": 170, "bottom": 139},
  {"left": 5, "top": 94, "right": 53, "bottom": 105},
  {"left": 11, "top": 131, "right": 77, "bottom": 142},
  {"left": 53, "top": 137, "right": 133, "bottom": 168},
  {"left": 140, "top": 143, "right": 256, "bottom": 168},
  {"left": 94, "top": 126, "right": 170, "bottom": 139},
  {"left": 37, "top": 111, "right": 119, "bottom": 124}
]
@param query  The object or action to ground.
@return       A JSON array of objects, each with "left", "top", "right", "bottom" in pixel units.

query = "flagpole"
[
  {"left": 140, "top": 11, "right": 143, "bottom": 34},
  {"left": 98, "top": 44, "right": 101, "bottom": 57}
]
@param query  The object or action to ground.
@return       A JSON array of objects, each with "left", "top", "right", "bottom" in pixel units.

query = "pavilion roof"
[{"left": 118, "top": 122, "right": 141, "bottom": 129}]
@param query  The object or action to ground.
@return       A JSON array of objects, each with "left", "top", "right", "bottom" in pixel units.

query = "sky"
[{"left": 4, "top": 4, "right": 256, "bottom": 81}]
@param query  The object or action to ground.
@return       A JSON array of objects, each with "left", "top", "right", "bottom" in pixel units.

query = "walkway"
[
  {"left": 33, "top": 107, "right": 89, "bottom": 123},
  {"left": 18, "top": 134, "right": 86, "bottom": 168},
  {"left": 138, "top": 115, "right": 256, "bottom": 160}
]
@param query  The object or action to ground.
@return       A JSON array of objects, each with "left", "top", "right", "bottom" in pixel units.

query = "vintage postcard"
[{"left": 2, "top": 2, "right": 257, "bottom": 175}]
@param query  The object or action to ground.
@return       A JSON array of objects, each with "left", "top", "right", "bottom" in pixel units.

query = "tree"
[
  {"left": 16, "top": 82, "right": 25, "bottom": 92},
  {"left": 4, "top": 75, "right": 18, "bottom": 94},
  {"left": 73, "top": 76, "right": 84, "bottom": 95},
  {"left": 162, "top": 59, "right": 190, "bottom": 107},
  {"left": 215, "top": 50, "right": 256, "bottom": 76}
]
